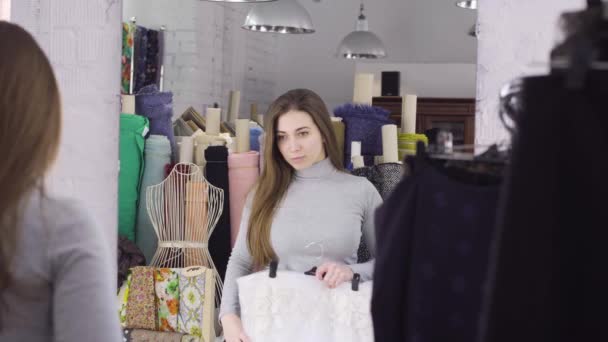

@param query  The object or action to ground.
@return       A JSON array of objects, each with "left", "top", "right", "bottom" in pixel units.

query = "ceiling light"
[
  {"left": 243, "top": 0, "right": 315, "bottom": 34},
  {"left": 456, "top": 0, "right": 477, "bottom": 10},
  {"left": 336, "top": 3, "right": 386, "bottom": 59}
]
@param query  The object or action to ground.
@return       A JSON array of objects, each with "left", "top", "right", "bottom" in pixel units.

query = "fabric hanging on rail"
[
  {"left": 155, "top": 268, "right": 180, "bottom": 332},
  {"left": 121, "top": 22, "right": 134, "bottom": 94},
  {"left": 228, "top": 151, "right": 260, "bottom": 247},
  {"left": 126, "top": 266, "right": 156, "bottom": 330},
  {"left": 136, "top": 135, "right": 171, "bottom": 263},
  {"left": 238, "top": 271, "right": 374, "bottom": 342},
  {"left": 133, "top": 25, "right": 148, "bottom": 94},
  {"left": 119, "top": 114, "right": 149, "bottom": 241},
  {"left": 205, "top": 146, "right": 231, "bottom": 281},
  {"left": 135, "top": 84, "right": 176, "bottom": 159},
  {"left": 144, "top": 29, "right": 161, "bottom": 88},
  {"left": 481, "top": 73, "right": 608, "bottom": 342},
  {"left": 371, "top": 155, "right": 500, "bottom": 342}
]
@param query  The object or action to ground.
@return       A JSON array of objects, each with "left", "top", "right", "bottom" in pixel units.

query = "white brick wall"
[
  {"left": 475, "top": 0, "right": 586, "bottom": 145},
  {"left": 11, "top": 0, "right": 122, "bottom": 252},
  {"left": 123, "top": 0, "right": 278, "bottom": 120},
  {"left": 0, "top": 0, "right": 10, "bottom": 20}
]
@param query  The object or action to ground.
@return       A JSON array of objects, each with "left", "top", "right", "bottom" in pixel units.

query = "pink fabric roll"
[{"left": 228, "top": 151, "right": 260, "bottom": 247}]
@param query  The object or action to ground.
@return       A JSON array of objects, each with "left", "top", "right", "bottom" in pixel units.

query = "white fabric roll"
[
  {"left": 351, "top": 141, "right": 362, "bottom": 157},
  {"left": 179, "top": 136, "right": 194, "bottom": 163},
  {"left": 382, "top": 124, "right": 399, "bottom": 163},
  {"left": 206, "top": 107, "right": 221, "bottom": 136},
  {"left": 228, "top": 90, "right": 241, "bottom": 123},
  {"left": 236, "top": 119, "right": 251, "bottom": 153},
  {"left": 353, "top": 73, "right": 374, "bottom": 105},
  {"left": 238, "top": 271, "right": 373, "bottom": 342},
  {"left": 401, "top": 94, "right": 418, "bottom": 134},
  {"left": 352, "top": 156, "right": 365, "bottom": 169}
]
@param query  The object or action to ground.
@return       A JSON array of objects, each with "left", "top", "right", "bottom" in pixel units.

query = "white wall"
[
  {"left": 475, "top": 0, "right": 586, "bottom": 145},
  {"left": 355, "top": 63, "right": 477, "bottom": 100},
  {"left": 11, "top": 0, "right": 122, "bottom": 251},
  {"left": 123, "top": 0, "right": 279, "bottom": 120}
]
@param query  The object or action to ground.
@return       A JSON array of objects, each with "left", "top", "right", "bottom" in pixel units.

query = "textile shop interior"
[{"left": 115, "top": 0, "right": 604, "bottom": 341}]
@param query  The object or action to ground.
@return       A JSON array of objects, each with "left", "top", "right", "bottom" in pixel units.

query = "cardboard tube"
[
  {"left": 352, "top": 156, "right": 365, "bottom": 169},
  {"left": 351, "top": 141, "right": 362, "bottom": 157},
  {"left": 401, "top": 94, "right": 418, "bottom": 134},
  {"left": 121, "top": 94, "right": 135, "bottom": 114},
  {"left": 206, "top": 107, "right": 221, "bottom": 136},
  {"left": 236, "top": 119, "right": 250, "bottom": 153},
  {"left": 228, "top": 90, "right": 241, "bottom": 123},
  {"left": 382, "top": 124, "right": 399, "bottom": 163},
  {"left": 353, "top": 73, "right": 374, "bottom": 105},
  {"left": 250, "top": 103, "right": 258, "bottom": 122},
  {"left": 179, "top": 136, "right": 194, "bottom": 163}
]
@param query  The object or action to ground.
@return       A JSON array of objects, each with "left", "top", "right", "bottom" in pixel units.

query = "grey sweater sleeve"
[
  {"left": 219, "top": 198, "right": 254, "bottom": 319},
  {"left": 349, "top": 181, "right": 383, "bottom": 281},
  {"left": 49, "top": 201, "right": 122, "bottom": 342}
]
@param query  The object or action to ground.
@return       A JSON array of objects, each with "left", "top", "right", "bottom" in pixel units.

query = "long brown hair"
[
  {"left": 247, "top": 89, "right": 343, "bottom": 268},
  {"left": 0, "top": 22, "right": 62, "bottom": 292}
]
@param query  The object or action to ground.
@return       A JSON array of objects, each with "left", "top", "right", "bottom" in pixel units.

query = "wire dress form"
[{"left": 147, "top": 162, "right": 224, "bottom": 304}]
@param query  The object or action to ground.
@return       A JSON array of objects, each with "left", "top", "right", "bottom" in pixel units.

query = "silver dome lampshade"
[
  {"left": 243, "top": 0, "right": 315, "bottom": 34},
  {"left": 202, "top": 0, "right": 276, "bottom": 2},
  {"left": 336, "top": 3, "right": 386, "bottom": 59},
  {"left": 456, "top": 0, "right": 477, "bottom": 10}
]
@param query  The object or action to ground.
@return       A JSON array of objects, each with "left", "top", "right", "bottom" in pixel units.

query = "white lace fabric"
[{"left": 238, "top": 271, "right": 374, "bottom": 342}]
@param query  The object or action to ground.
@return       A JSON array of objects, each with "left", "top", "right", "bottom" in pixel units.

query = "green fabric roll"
[{"left": 119, "top": 114, "right": 149, "bottom": 241}]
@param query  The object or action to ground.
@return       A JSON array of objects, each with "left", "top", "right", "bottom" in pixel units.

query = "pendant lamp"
[
  {"left": 336, "top": 2, "right": 386, "bottom": 59},
  {"left": 456, "top": 0, "right": 477, "bottom": 10},
  {"left": 242, "top": 0, "right": 315, "bottom": 34}
]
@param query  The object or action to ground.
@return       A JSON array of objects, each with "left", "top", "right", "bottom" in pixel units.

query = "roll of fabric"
[
  {"left": 155, "top": 268, "right": 180, "bottom": 332},
  {"left": 133, "top": 25, "right": 148, "bottom": 94},
  {"left": 127, "top": 329, "right": 184, "bottom": 342},
  {"left": 121, "top": 22, "right": 134, "bottom": 94},
  {"left": 174, "top": 118, "right": 195, "bottom": 137},
  {"left": 204, "top": 146, "right": 231, "bottom": 281},
  {"left": 177, "top": 267, "right": 216, "bottom": 339},
  {"left": 249, "top": 125, "right": 264, "bottom": 152},
  {"left": 398, "top": 133, "right": 428, "bottom": 160},
  {"left": 181, "top": 336, "right": 201, "bottom": 342},
  {"left": 331, "top": 119, "right": 345, "bottom": 166},
  {"left": 118, "top": 273, "right": 131, "bottom": 328},
  {"left": 334, "top": 103, "right": 394, "bottom": 167},
  {"left": 184, "top": 181, "right": 208, "bottom": 266},
  {"left": 228, "top": 151, "right": 260, "bottom": 247},
  {"left": 119, "top": 114, "right": 149, "bottom": 241},
  {"left": 136, "top": 135, "right": 171, "bottom": 263},
  {"left": 126, "top": 266, "right": 156, "bottom": 330},
  {"left": 135, "top": 84, "right": 176, "bottom": 159}
]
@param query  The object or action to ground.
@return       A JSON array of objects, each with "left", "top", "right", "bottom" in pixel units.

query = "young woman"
[
  {"left": 0, "top": 22, "right": 121, "bottom": 341},
  {"left": 220, "top": 89, "right": 382, "bottom": 342}
]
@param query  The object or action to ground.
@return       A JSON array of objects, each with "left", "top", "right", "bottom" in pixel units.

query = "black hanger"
[
  {"left": 303, "top": 266, "right": 361, "bottom": 292},
  {"left": 269, "top": 259, "right": 278, "bottom": 278},
  {"left": 304, "top": 266, "right": 317, "bottom": 276}
]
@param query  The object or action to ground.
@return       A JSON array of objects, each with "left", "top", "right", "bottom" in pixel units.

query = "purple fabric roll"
[
  {"left": 334, "top": 104, "right": 394, "bottom": 167},
  {"left": 135, "top": 84, "right": 175, "bottom": 159}
]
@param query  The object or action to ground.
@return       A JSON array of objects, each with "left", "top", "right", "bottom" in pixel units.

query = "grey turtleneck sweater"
[{"left": 219, "top": 158, "right": 382, "bottom": 318}]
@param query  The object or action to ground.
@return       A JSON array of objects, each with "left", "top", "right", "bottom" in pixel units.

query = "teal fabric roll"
[
  {"left": 136, "top": 134, "right": 171, "bottom": 263},
  {"left": 119, "top": 114, "right": 149, "bottom": 241}
]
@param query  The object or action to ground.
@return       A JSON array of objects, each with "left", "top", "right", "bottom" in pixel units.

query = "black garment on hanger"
[
  {"left": 117, "top": 236, "right": 146, "bottom": 289},
  {"left": 205, "top": 146, "right": 231, "bottom": 282},
  {"left": 372, "top": 153, "right": 501, "bottom": 342},
  {"left": 480, "top": 72, "right": 608, "bottom": 342}
]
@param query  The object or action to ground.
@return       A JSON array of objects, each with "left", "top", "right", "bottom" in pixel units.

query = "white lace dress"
[{"left": 238, "top": 271, "right": 374, "bottom": 342}]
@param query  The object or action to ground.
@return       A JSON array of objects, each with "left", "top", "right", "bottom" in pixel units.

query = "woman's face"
[{"left": 276, "top": 110, "right": 326, "bottom": 170}]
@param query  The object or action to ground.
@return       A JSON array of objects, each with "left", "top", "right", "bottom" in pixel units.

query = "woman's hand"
[
  {"left": 315, "top": 262, "right": 354, "bottom": 289},
  {"left": 221, "top": 314, "right": 251, "bottom": 342}
]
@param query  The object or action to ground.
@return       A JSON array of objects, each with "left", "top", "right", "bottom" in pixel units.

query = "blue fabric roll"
[
  {"left": 135, "top": 84, "right": 176, "bottom": 160},
  {"left": 250, "top": 125, "right": 264, "bottom": 152},
  {"left": 135, "top": 135, "right": 171, "bottom": 263}
]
